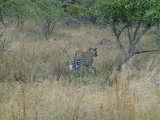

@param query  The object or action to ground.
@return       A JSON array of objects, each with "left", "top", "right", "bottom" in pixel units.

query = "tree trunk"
[
  {"left": 115, "top": 24, "right": 154, "bottom": 71},
  {"left": 128, "top": 42, "right": 136, "bottom": 56}
]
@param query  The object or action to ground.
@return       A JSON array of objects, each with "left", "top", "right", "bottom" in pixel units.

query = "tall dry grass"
[{"left": 0, "top": 21, "right": 160, "bottom": 119}]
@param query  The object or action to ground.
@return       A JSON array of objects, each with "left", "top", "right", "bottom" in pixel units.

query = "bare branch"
[
  {"left": 127, "top": 26, "right": 132, "bottom": 44},
  {"left": 135, "top": 49, "right": 159, "bottom": 54},
  {"left": 112, "top": 24, "right": 129, "bottom": 37},
  {"left": 134, "top": 24, "right": 154, "bottom": 47},
  {"left": 119, "top": 24, "right": 130, "bottom": 36},
  {"left": 0, "top": 49, "right": 12, "bottom": 52},
  {"left": 132, "top": 21, "right": 141, "bottom": 41},
  {"left": 50, "top": 15, "right": 64, "bottom": 34},
  {"left": 0, "top": 10, "right": 6, "bottom": 27},
  {"left": 49, "top": 40, "right": 74, "bottom": 64},
  {"left": 112, "top": 24, "right": 127, "bottom": 58},
  {"left": 116, "top": 49, "right": 159, "bottom": 71},
  {"left": 116, "top": 55, "right": 132, "bottom": 71},
  {"left": 0, "top": 27, "right": 7, "bottom": 39},
  {"left": 0, "top": 20, "right": 13, "bottom": 33}
]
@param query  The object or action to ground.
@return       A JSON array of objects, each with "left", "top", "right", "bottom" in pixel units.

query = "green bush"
[{"left": 67, "top": 4, "right": 84, "bottom": 16}]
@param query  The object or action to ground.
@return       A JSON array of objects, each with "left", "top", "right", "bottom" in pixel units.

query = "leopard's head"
[{"left": 89, "top": 47, "right": 97, "bottom": 57}]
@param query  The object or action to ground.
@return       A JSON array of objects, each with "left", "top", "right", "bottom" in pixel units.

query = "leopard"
[{"left": 70, "top": 47, "right": 97, "bottom": 73}]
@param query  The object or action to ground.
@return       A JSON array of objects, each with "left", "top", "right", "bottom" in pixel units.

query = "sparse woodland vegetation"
[{"left": 0, "top": 0, "right": 160, "bottom": 120}]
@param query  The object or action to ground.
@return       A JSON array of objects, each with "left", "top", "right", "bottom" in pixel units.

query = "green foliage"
[
  {"left": 0, "top": 0, "right": 64, "bottom": 23},
  {"left": 80, "top": 0, "right": 100, "bottom": 16},
  {"left": 1, "top": 0, "right": 36, "bottom": 20},
  {"left": 33, "top": 0, "right": 64, "bottom": 37},
  {"left": 99, "top": 0, "right": 160, "bottom": 25},
  {"left": 66, "top": 0, "right": 99, "bottom": 17},
  {"left": 67, "top": 4, "right": 84, "bottom": 16},
  {"left": 33, "top": 0, "right": 64, "bottom": 21}
]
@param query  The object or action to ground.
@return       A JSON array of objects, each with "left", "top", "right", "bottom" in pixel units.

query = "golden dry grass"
[{"left": 0, "top": 22, "right": 160, "bottom": 120}]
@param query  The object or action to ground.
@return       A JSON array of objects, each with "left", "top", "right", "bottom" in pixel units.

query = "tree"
[
  {"left": 32, "top": 0, "right": 64, "bottom": 39},
  {"left": 0, "top": 0, "right": 64, "bottom": 39},
  {"left": 99, "top": 0, "right": 160, "bottom": 70},
  {"left": 0, "top": 0, "right": 38, "bottom": 32}
]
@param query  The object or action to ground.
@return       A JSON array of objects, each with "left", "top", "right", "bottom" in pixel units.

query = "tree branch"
[
  {"left": 116, "top": 55, "right": 132, "bottom": 71},
  {"left": 49, "top": 41, "right": 74, "bottom": 64},
  {"left": 127, "top": 26, "right": 132, "bottom": 44},
  {"left": 132, "top": 21, "right": 141, "bottom": 41},
  {"left": 0, "top": 27, "right": 7, "bottom": 39},
  {"left": 50, "top": 14, "right": 64, "bottom": 35},
  {"left": 135, "top": 49, "right": 159, "bottom": 54},
  {"left": 116, "top": 49, "right": 159, "bottom": 71},
  {"left": 134, "top": 25, "right": 154, "bottom": 47},
  {"left": 119, "top": 24, "right": 129, "bottom": 35},
  {"left": 112, "top": 24, "right": 127, "bottom": 58},
  {"left": 0, "top": 9, "right": 6, "bottom": 27},
  {"left": 0, "top": 49, "right": 12, "bottom": 52}
]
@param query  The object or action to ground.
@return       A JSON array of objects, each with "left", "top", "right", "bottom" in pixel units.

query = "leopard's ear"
[{"left": 94, "top": 48, "right": 97, "bottom": 51}]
